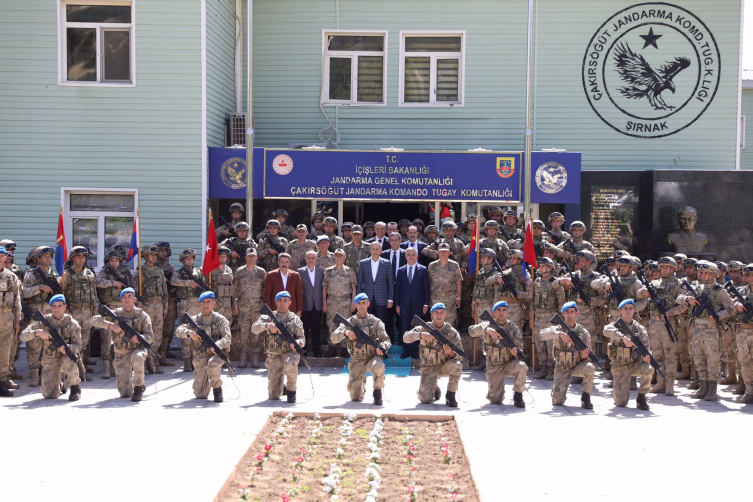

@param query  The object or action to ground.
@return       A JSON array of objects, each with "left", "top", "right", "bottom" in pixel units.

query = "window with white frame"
[
  {"left": 322, "top": 31, "right": 387, "bottom": 105},
  {"left": 64, "top": 190, "right": 137, "bottom": 270},
  {"left": 59, "top": 1, "right": 134, "bottom": 85},
  {"left": 399, "top": 32, "right": 465, "bottom": 106}
]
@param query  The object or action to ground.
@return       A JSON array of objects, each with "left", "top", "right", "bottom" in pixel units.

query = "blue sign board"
[
  {"left": 208, "top": 147, "right": 264, "bottom": 199},
  {"left": 263, "top": 149, "right": 522, "bottom": 202},
  {"left": 529, "top": 152, "right": 581, "bottom": 204}
]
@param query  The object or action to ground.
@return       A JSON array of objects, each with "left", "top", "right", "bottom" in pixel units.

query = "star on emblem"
[
  {"left": 233, "top": 163, "right": 238, "bottom": 168},
  {"left": 639, "top": 27, "right": 662, "bottom": 49},
  {"left": 205, "top": 245, "right": 212, "bottom": 253}
]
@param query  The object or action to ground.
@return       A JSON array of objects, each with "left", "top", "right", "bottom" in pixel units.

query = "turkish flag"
[
  {"left": 203, "top": 217, "right": 220, "bottom": 275},
  {"left": 523, "top": 221, "right": 538, "bottom": 270}
]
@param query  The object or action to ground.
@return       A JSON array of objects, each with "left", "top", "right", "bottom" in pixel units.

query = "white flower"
[
  {"left": 369, "top": 451, "right": 380, "bottom": 460},
  {"left": 345, "top": 412, "right": 357, "bottom": 422},
  {"left": 276, "top": 427, "right": 285, "bottom": 434},
  {"left": 330, "top": 495, "right": 339, "bottom": 501},
  {"left": 366, "top": 497, "right": 376, "bottom": 502},
  {"left": 336, "top": 448, "right": 344, "bottom": 456}
]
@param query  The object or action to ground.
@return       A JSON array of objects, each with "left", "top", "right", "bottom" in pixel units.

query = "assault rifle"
[
  {"left": 32, "top": 310, "right": 83, "bottom": 367},
  {"left": 498, "top": 271, "right": 520, "bottom": 301},
  {"left": 561, "top": 261, "right": 591, "bottom": 308},
  {"left": 21, "top": 298, "right": 33, "bottom": 324},
  {"left": 724, "top": 281, "right": 753, "bottom": 323},
  {"left": 224, "top": 238, "right": 245, "bottom": 261},
  {"left": 179, "top": 266, "right": 212, "bottom": 294},
  {"left": 179, "top": 313, "right": 235, "bottom": 375},
  {"left": 548, "top": 231, "right": 563, "bottom": 246},
  {"left": 680, "top": 280, "right": 728, "bottom": 331},
  {"left": 548, "top": 313, "right": 605, "bottom": 371},
  {"left": 600, "top": 264, "right": 626, "bottom": 304},
  {"left": 33, "top": 267, "right": 63, "bottom": 296},
  {"left": 259, "top": 304, "right": 311, "bottom": 369},
  {"left": 613, "top": 317, "right": 666, "bottom": 379},
  {"left": 105, "top": 265, "right": 146, "bottom": 304},
  {"left": 265, "top": 234, "right": 287, "bottom": 255},
  {"left": 409, "top": 315, "right": 473, "bottom": 363},
  {"left": 100, "top": 305, "right": 161, "bottom": 359},
  {"left": 478, "top": 310, "right": 531, "bottom": 371},
  {"left": 333, "top": 313, "right": 397, "bottom": 363},
  {"left": 218, "top": 215, "right": 238, "bottom": 238},
  {"left": 636, "top": 270, "right": 677, "bottom": 342}
]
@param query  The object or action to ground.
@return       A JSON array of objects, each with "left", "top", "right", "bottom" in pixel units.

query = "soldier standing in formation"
[
  {"left": 138, "top": 245, "right": 168, "bottom": 376},
  {"left": 427, "top": 243, "right": 463, "bottom": 327},
  {"left": 545, "top": 212, "right": 571, "bottom": 245},
  {"left": 470, "top": 249, "right": 501, "bottom": 317},
  {"left": 155, "top": 241, "right": 177, "bottom": 367},
  {"left": 223, "top": 222, "right": 256, "bottom": 272},
  {"left": 257, "top": 220, "right": 288, "bottom": 272},
  {"left": 286, "top": 224, "right": 317, "bottom": 269},
  {"left": 322, "top": 217, "right": 345, "bottom": 251},
  {"left": 322, "top": 248, "right": 356, "bottom": 350},
  {"left": 0, "top": 246, "right": 22, "bottom": 396},
  {"left": 204, "top": 247, "right": 235, "bottom": 324},
  {"left": 732, "top": 265, "right": 753, "bottom": 403},
  {"left": 343, "top": 225, "right": 370, "bottom": 272},
  {"left": 233, "top": 248, "right": 266, "bottom": 368},
  {"left": 532, "top": 257, "right": 565, "bottom": 380},
  {"left": 61, "top": 246, "right": 97, "bottom": 381},
  {"left": 171, "top": 249, "right": 204, "bottom": 372},
  {"left": 218, "top": 202, "right": 245, "bottom": 239}
]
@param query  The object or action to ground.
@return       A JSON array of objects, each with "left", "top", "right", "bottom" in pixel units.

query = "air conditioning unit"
[{"left": 230, "top": 112, "right": 248, "bottom": 146}]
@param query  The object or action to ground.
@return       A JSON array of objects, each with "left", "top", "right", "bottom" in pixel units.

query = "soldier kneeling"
[
  {"left": 331, "top": 293, "right": 391, "bottom": 405},
  {"left": 175, "top": 291, "right": 231, "bottom": 402},
  {"left": 539, "top": 302, "right": 595, "bottom": 409},
  {"left": 20, "top": 294, "right": 82, "bottom": 401},
  {"left": 403, "top": 303, "right": 463, "bottom": 407},
  {"left": 252, "top": 291, "right": 305, "bottom": 403},
  {"left": 469, "top": 301, "right": 526, "bottom": 408}
]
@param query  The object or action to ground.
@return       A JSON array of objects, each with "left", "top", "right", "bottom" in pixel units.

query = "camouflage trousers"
[
  {"left": 551, "top": 361, "right": 594, "bottom": 405},
  {"left": 721, "top": 324, "right": 737, "bottom": 366},
  {"left": 459, "top": 270, "right": 474, "bottom": 326},
  {"left": 237, "top": 298, "right": 264, "bottom": 361},
  {"left": 595, "top": 307, "right": 609, "bottom": 359},
  {"left": 736, "top": 327, "right": 753, "bottom": 396},
  {"left": 417, "top": 360, "right": 462, "bottom": 404},
  {"left": 266, "top": 351, "right": 300, "bottom": 399},
  {"left": 100, "top": 302, "right": 122, "bottom": 362},
  {"left": 611, "top": 360, "right": 652, "bottom": 407},
  {"left": 192, "top": 353, "right": 225, "bottom": 399},
  {"left": 27, "top": 302, "right": 50, "bottom": 372},
  {"left": 432, "top": 294, "right": 459, "bottom": 327},
  {"left": 113, "top": 348, "right": 146, "bottom": 398},
  {"left": 160, "top": 297, "right": 177, "bottom": 353},
  {"left": 40, "top": 354, "right": 81, "bottom": 399},
  {"left": 640, "top": 310, "right": 651, "bottom": 332},
  {"left": 533, "top": 310, "right": 556, "bottom": 371},
  {"left": 0, "top": 309, "right": 14, "bottom": 381},
  {"left": 675, "top": 316, "right": 693, "bottom": 371},
  {"left": 214, "top": 298, "right": 233, "bottom": 324},
  {"left": 326, "top": 297, "right": 352, "bottom": 344},
  {"left": 177, "top": 299, "right": 201, "bottom": 359},
  {"left": 68, "top": 305, "right": 94, "bottom": 356},
  {"left": 690, "top": 322, "right": 722, "bottom": 381},
  {"left": 347, "top": 356, "right": 385, "bottom": 401},
  {"left": 577, "top": 308, "right": 598, "bottom": 352},
  {"left": 141, "top": 299, "right": 163, "bottom": 363},
  {"left": 485, "top": 360, "right": 527, "bottom": 404},
  {"left": 648, "top": 318, "right": 678, "bottom": 378}
]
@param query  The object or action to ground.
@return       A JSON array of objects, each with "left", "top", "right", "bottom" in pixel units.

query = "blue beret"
[
  {"left": 0, "top": 246, "right": 6, "bottom": 254},
  {"left": 561, "top": 301, "right": 578, "bottom": 313},
  {"left": 430, "top": 303, "right": 446, "bottom": 314},
  {"left": 316, "top": 235, "right": 330, "bottom": 243},
  {"left": 119, "top": 287, "right": 136, "bottom": 299},
  {"left": 275, "top": 291, "right": 291, "bottom": 301},
  {"left": 49, "top": 294, "right": 66, "bottom": 305},
  {"left": 353, "top": 293, "right": 369, "bottom": 304},
  {"left": 492, "top": 301, "right": 508, "bottom": 312},
  {"left": 199, "top": 291, "right": 216, "bottom": 302},
  {"left": 618, "top": 299, "right": 635, "bottom": 309}
]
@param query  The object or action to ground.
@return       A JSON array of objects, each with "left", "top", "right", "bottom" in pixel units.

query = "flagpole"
[
  {"left": 137, "top": 208, "right": 143, "bottom": 297},
  {"left": 529, "top": 217, "right": 536, "bottom": 374},
  {"left": 207, "top": 209, "right": 212, "bottom": 288},
  {"left": 60, "top": 205, "right": 66, "bottom": 293},
  {"left": 472, "top": 219, "right": 480, "bottom": 365}
]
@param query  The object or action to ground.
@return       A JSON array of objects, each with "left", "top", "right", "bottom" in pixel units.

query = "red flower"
[
  {"left": 406, "top": 454, "right": 414, "bottom": 460},
  {"left": 296, "top": 457, "right": 304, "bottom": 462},
  {"left": 450, "top": 474, "right": 456, "bottom": 479},
  {"left": 265, "top": 444, "right": 272, "bottom": 451},
  {"left": 451, "top": 493, "right": 458, "bottom": 499},
  {"left": 408, "top": 486, "right": 415, "bottom": 493},
  {"left": 256, "top": 454, "right": 264, "bottom": 461}
]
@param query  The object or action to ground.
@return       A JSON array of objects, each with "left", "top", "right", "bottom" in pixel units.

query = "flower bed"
[{"left": 222, "top": 413, "right": 478, "bottom": 502}]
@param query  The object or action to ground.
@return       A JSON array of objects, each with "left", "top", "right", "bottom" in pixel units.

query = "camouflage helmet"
[
  {"left": 569, "top": 221, "right": 586, "bottom": 231},
  {"left": 235, "top": 222, "right": 250, "bottom": 231},
  {"left": 537, "top": 256, "right": 555, "bottom": 268},
  {"left": 548, "top": 212, "right": 565, "bottom": 222},
  {"left": 311, "top": 212, "right": 325, "bottom": 223},
  {"left": 540, "top": 242, "right": 557, "bottom": 253},
  {"left": 464, "top": 213, "right": 478, "bottom": 224},
  {"left": 273, "top": 209, "right": 289, "bottom": 218},
  {"left": 696, "top": 260, "right": 718, "bottom": 274},
  {"left": 456, "top": 222, "right": 466, "bottom": 231},
  {"left": 728, "top": 260, "right": 744, "bottom": 271},
  {"left": 503, "top": 210, "right": 520, "bottom": 223},
  {"left": 683, "top": 257, "right": 698, "bottom": 267},
  {"left": 323, "top": 216, "right": 338, "bottom": 227},
  {"left": 657, "top": 256, "right": 678, "bottom": 269},
  {"left": 105, "top": 250, "right": 122, "bottom": 262},
  {"left": 715, "top": 261, "right": 728, "bottom": 273},
  {"left": 484, "top": 220, "right": 499, "bottom": 229},
  {"left": 630, "top": 256, "right": 642, "bottom": 269},
  {"left": 36, "top": 246, "right": 55, "bottom": 258},
  {"left": 341, "top": 222, "right": 353, "bottom": 231},
  {"left": 488, "top": 206, "right": 503, "bottom": 216},
  {"left": 412, "top": 218, "right": 424, "bottom": 227},
  {"left": 613, "top": 250, "right": 630, "bottom": 258},
  {"left": 606, "top": 256, "right": 616, "bottom": 265},
  {"left": 141, "top": 245, "right": 159, "bottom": 257},
  {"left": 229, "top": 202, "right": 245, "bottom": 213},
  {"left": 742, "top": 263, "right": 753, "bottom": 275},
  {"left": 218, "top": 246, "right": 231, "bottom": 256},
  {"left": 575, "top": 249, "right": 597, "bottom": 264},
  {"left": 5, "top": 251, "right": 14, "bottom": 262},
  {"left": 266, "top": 219, "right": 281, "bottom": 228},
  {"left": 179, "top": 248, "right": 196, "bottom": 261},
  {"left": 69, "top": 246, "right": 89, "bottom": 257},
  {"left": 154, "top": 241, "right": 171, "bottom": 250},
  {"left": 363, "top": 221, "right": 375, "bottom": 229},
  {"left": 0, "top": 239, "right": 17, "bottom": 251},
  {"left": 398, "top": 219, "right": 411, "bottom": 227},
  {"left": 673, "top": 253, "right": 688, "bottom": 263},
  {"left": 27, "top": 246, "right": 43, "bottom": 266},
  {"left": 424, "top": 225, "right": 439, "bottom": 235},
  {"left": 112, "top": 244, "right": 127, "bottom": 256},
  {"left": 507, "top": 249, "right": 524, "bottom": 259},
  {"left": 648, "top": 262, "right": 660, "bottom": 271},
  {"left": 643, "top": 260, "right": 655, "bottom": 270},
  {"left": 480, "top": 248, "right": 497, "bottom": 259},
  {"left": 616, "top": 256, "right": 634, "bottom": 267},
  {"left": 442, "top": 220, "right": 457, "bottom": 230}
]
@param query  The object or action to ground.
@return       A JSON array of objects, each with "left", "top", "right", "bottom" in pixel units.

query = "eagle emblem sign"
[
  {"left": 535, "top": 162, "right": 567, "bottom": 194},
  {"left": 220, "top": 157, "right": 247, "bottom": 189},
  {"left": 582, "top": 3, "right": 720, "bottom": 138}
]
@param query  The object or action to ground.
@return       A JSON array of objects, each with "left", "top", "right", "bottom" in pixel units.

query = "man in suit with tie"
[
  {"left": 298, "top": 250, "right": 324, "bottom": 357},
  {"left": 356, "top": 242, "right": 394, "bottom": 323},
  {"left": 381, "top": 233, "right": 407, "bottom": 344},
  {"left": 264, "top": 253, "right": 303, "bottom": 316},
  {"left": 400, "top": 225, "right": 428, "bottom": 266},
  {"left": 367, "top": 221, "right": 390, "bottom": 251},
  {"left": 395, "top": 247, "right": 430, "bottom": 359}
]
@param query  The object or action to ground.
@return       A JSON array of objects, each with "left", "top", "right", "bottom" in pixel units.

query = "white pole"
[
  {"left": 246, "top": 0, "right": 254, "bottom": 229},
  {"left": 523, "top": 0, "right": 535, "bottom": 220}
]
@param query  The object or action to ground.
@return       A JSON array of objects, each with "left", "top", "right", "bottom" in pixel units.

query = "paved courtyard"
[{"left": 1, "top": 353, "right": 751, "bottom": 502}]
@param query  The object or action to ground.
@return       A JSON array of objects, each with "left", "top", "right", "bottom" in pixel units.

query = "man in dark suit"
[
  {"left": 366, "top": 221, "right": 390, "bottom": 251},
  {"left": 381, "top": 232, "right": 407, "bottom": 344},
  {"left": 356, "top": 241, "right": 393, "bottom": 322},
  {"left": 400, "top": 225, "right": 428, "bottom": 266},
  {"left": 395, "top": 247, "right": 430, "bottom": 359},
  {"left": 264, "top": 253, "right": 303, "bottom": 316},
  {"left": 298, "top": 250, "right": 324, "bottom": 356}
]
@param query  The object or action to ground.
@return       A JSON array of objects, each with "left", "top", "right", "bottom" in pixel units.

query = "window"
[
  {"left": 58, "top": 1, "right": 135, "bottom": 85},
  {"left": 399, "top": 32, "right": 465, "bottom": 107},
  {"left": 64, "top": 189, "right": 137, "bottom": 269},
  {"left": 322, "top": 31, "right": 387, "bottom": 106}
]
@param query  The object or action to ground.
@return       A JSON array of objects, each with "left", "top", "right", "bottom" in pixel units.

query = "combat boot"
[
  {"left": 581, "top": 392, "right": 593, "bottom": 410},
  {"left": 5, "top": 378, "right": 19, "bottom": 390},
  {"left": 676, "top": 365, "right": 691, "bottom": 380},
  {"left": 704, "top": 381, "right": 718, "bottom": 401},
  {"left": 213, "top": 387, "right": 224, "bottom": 402},
  {"left": 373, "top": 389, "right": 383, "bottom": 405},
  {"left": 131, "top": 385, "right": 144, "bottom": 402},
  {"left": 10, "top": 370, "right": 22, "bottom": 380},
  {"left": 686, "top": 378, "right": 700, "bottom": 390},
  {"left": 629, "top": 376, "right": 637, "bottom": 390},
  {"left": 732, "top": 376, "right": 746, "bottom": 395},
  {"left": 30, "top": 371, "right": 40, "bottom": 387},
  {"left": 182, "top": 358, "right": 193, "bottom": 372},
  {"left": 734, "top": 392, "right": 753, "bottom": 404},
  {"left": 102, "top": 360, "right": 111, "bottom": 379},
  {"left": 636, "top": 393, "right": 650, "bottom": 411},
  {"left": 69, "top": 384, "right": 81, "bottom": 401},
  {"left": 650, "top": 374, "right": 666, "bottom": 394},
  {"left": 83, "top": 349, "right": 96, "bottom": 367},
  {"left": 159, "top": 349, "right": 175, "bottom": 366},
  {"left": 545, "top": 368, "right": 555, "bottom": 381},
  {"left": 513, "top": 392, "right": 525, "bottom": 409},
  {"left": 665, "top": 377, "right": 675, "bottom": 396},
  {"left": 251, "top": 355, "right": 260, "bottom": 369},
  {"left": 689, "top": 380, "right": 708, "bottom": 399},
  {"left": 238, "top": 353, "right": 247, "bottom": 369},
  {"left": 445, "top": 391, "right": 458, "bottom": 408},
  {"left": 286, "top": 389, "right": 296, "bottom": 404},
  {"left": 533, "top": 367, "right": 547, "bottom": 379},
  {"left": 434, "top": 386, "right": 441, "bottom": 401},
  {"left": 604, "top": 371, "right": 613, "bottom": 380},
  {"left": 719, "top": 363, "right": 738, "bottom": 385},
  {"left": 0, "top": 380, "right": 14, "bottom": 397}
]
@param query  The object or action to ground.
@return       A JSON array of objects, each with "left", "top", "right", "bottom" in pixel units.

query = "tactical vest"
[
  {"left": 481, "top": 321, "right": 516, "bottom": 365},
  {"left": 226, "top": 238, "right": 253, "bottom": 268},
  {"left": 98, "top": 267, "right": 124, "bottom": 304},
  {"left": 606, "top": 274, "right": 639, "bottom": 309},
  {"left": 566, "top": 270, "right": 600, "bottom": 307},
  {"left": 191, "top": 312, "right": 225, "bottom": 356},
  {"left": 263, "top": 311, "right": 299, "bottom": 354},
  {"left": 111, "top": 308, "right": 149, "bottom": 352},
  {"left": 608, "top": 321, "right": 639, "bottom": 365},
  {"left": 28, "top": 267, "right": 60, "bottom": 305},
  {"left": 418, "top": 323, "right": 457, "bottom": 367},
  {"left": 691, "top": 283, "right": 726, "bottom": 320},
  {"left": 343, "top": 315, "right": 383, "bottom": 361},
  {"left": 533, "top": 277, "right": 558, "bottom": 310},
  {"left": 649, "top": 277, "right": 679, "bottom": 314},
  {"left": 41, "top": 314, "right": 75, "bottom": 358},
  {"left": 472, "top": 267, "right": 497, "bottom": 303},
  {"left": 552, "top": 324, "right": 588, "bottom": 371},
  {"left": 141, "top": 265, "right": 167, "bottom": 300},
  {"left": 0, "top": 269, "right": 18, "bottom": 309},
  {"left": 210, "top": 266, "right": 233, "bottom": 300},
  {"left": 175, "top": 267, "right": 201, "bottom": 300},
  {"left": 498, "top": 268, "right": 525, "bottom": 299},
  {"left": 65, "top": 267, "right": 96, "bottom": 305}
]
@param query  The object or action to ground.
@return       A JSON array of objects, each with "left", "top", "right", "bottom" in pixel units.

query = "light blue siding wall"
[{"left": 207, "top": 0, "right": 238, "bottom": 148}]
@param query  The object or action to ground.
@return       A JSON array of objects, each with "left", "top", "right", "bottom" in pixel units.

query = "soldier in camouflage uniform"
[
  {"left": 396, "top": 219, "right": 410, "bottom": 242},
  {"left": 493, "top": 250, "right": 532, "bottom": 328},
  {"left": 637, "top": 256, "right": 685, "bottom": 396},
  {"left": 471, "top": 249, "right": 502, "bottom": 317},
  {"left": 320, "top": 216, "right": 345, "bottom": 251},
  {"left": 222, "top": 222, "right": 257, "bottom": 272},
  {"left": 404, "top": 303, "right": 463, "bottom": 407},
  {"left": 555, "top": 250, "right": 604, "bottom": 353},
  {"left": 171, "top": 248, "right": 204, "bottom": 372},
  {"left": 252, "top": 291, "right": 305, "bottom": 403},
  {"left": 23, "top": 246, "right": 61, "bottom": 386},
  {"left": 286, "top": 224, "right": 317, "bottom": 269},
  {"left": 730, "top": 262, "right": 749, "bottom": 396},
  {"left": 4, "top": 250, "right": 24, "bottom": 382},
  {"left": 0, "top": 246, "right": 22, "bottom": 396},
  {"left": 731, "top": 264, "right": 753, "bottom": 403},
  {"left": 341, "top": 222, "right": 353, "bottom": 244},
  {"left": 468, "top": 301, "right": 526, "bottom": 407},
  {"left": 218, "top": 202, "right": 245, "bottom": 239},
  {"left": 603, "top": 299, "right": 653, "bottom": 410},
  {"left": 203, "top": 246, "right": 235, "bottom": 322},
  {"left": 0, "top": 240, "right": 24, "bottom": 283},
  {"left": 676, "top": 260, "right": 735, "bottom": 401},
  {"left": 532, "top": 257, "right": 565, "bottom": 380},
  {"left": 539, "top": 302, "right": 594, "bottom": 409},
  {"left": 138, "top": 245, "right": 168, "bottom": 375},
  {"left": 477, "top": 221, "right": 509, "bottom": 263},
  {"left": 421, "top": 224, "right": 440, "bottom": 250},
  {"left": 322, "top": 248, "right": 356, "bottom": 347},
  {"left": 315, "top": 235, "right": 335, "bottom": 270},
  {"left": 540, "top": 243, "right": 563, "bottom": 275},
  {"left": 257, "top": 220, "right": 289, "bottom": 272},
  {"left": 500, "top": 210, "right": 524, "bottom": 247},
  {"left": 427, "top": 243, "right": 463, "bottom": 327},
  {"left": 310, "top": 212, "right": 325, "bottom": 237},
  {"left": 544, "top": 212, "right": 572, "bottom": 246},
  {"left": 19, "top": 295, "right": 81, "bottom": 400},
  {"left": 343, "top": 225, "right": 370, "bottom": 272},
  {"left": 95, "top": 249, "right": 130, "bottom": 380},
  {"left": 62, "top": 246, "right": 97, "bottom": 380},
  {"left": 91, "top": 288, "right": 152, "bottom": 401},
  {"left": 156, "top": 241, "right": 177, "bottom": 366},
  {"left": 555, "top": 221, "right": 594, "bottom": 263},
  {"left": 233, "top": 248, "right": 266, "bottom": 368},
  {"left": 256, "top": 209, "right": 296, "bottom": 242},
  {"left": 715, "top": 262, "right": 740, "bottom": 386},
  {"left": 728, "top": 261, "right": 744, "bottom": 287},
  {"left": 676, "top": 257, "right": 698, "bottom": 383},
  {"left": 331, "top": 293, "right": 390, "bottom": 404},
  {"left": 422, "top": 221, "right": 467, "bottom": 266},
  {"left": 456, "top": 222, "right": 471, "bottom": 245}
]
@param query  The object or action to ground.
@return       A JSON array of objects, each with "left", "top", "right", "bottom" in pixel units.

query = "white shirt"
[
  {"left": 306, "top": 266, "right": 316, "bottom": 286},
  {"left": 370, "top": 257, "right": 380, "bottom": 282},
  {"left": 280, "top": 270, "right": 288, "bottom": 289}
]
